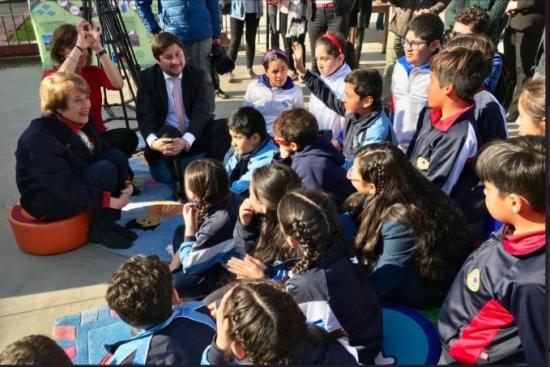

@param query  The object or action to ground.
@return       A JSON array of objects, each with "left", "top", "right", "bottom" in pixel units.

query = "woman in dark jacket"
[{"left": 15, "top": 72, "right": 134, "bottom": 249}]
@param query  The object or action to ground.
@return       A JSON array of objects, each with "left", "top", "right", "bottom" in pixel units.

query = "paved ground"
[{"left": 0, "top": 21, "right": 390, "bottom": 350}]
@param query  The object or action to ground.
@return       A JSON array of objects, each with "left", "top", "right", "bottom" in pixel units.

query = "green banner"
[{"left": 28, "top": 0, "right": 158, "bottom": 69}]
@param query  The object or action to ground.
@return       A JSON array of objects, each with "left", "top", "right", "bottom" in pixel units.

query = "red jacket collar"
[
  {"left": 502, "top": 225, "right": 546, "bottom": 256},
  {"left": 430, "top": 106, "right": 473, "bottom": 132}
]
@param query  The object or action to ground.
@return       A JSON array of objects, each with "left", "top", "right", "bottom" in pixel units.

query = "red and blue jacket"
[{"left": 438, "top": 226, "right": 546, "bottom": 364}]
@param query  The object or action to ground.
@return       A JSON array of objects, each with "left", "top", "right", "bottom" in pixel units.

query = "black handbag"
[{"left": 208, "top": 43, "right": 235, "bottom": 74}]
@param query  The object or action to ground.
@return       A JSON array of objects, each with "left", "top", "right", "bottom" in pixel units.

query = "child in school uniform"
[
  {"left": 307, "top": 32, "right": 353, "bottom": 138},
  {"left": 202, "top": 280, "right": 358, "bottom": 365},
  {"left": 243, "top": 49, "right": 303, "bottom": 134},
  {"left": 272, "top": 108, "right": 354, "bottom": 208},
  {"left": 224, "top": 107, "right": 278, "bottom": 196},
  {"left": 407, "top": 47, "right": 485, "bottom": 217},
  {"left": 226, "top": 189, "right": 383, "bottom": 364},
  {"left": 439, "top": 136, "right": 546, "bottom": 365},
  {"left": 104, "top": 255, "right": 215, "bottom": 365},
  {"left": 228, "top": 164, "right": 302, "bottom": 280},
  {"left": 293, "top": 46, "right": 396, "bottom": 169},
  {"left": 345, "top": 143, "right": 472, "bottom": 308},
  {"left": 169, "top": 159, "right": 242, "bottom": 298},
  {"left": 279, "top": 189, "right": 383, "bottom": 364},
  {"left": 391, "top": 13, "right": 444, "bottom": 151},
  {"left": 444, "top": 34, "right": 507, "bottom": 146}
]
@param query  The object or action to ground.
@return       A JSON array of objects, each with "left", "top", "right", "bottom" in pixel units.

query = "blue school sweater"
[
  {"left": 290, "top": 133, "right": 354, "bottom": 208},
  {"left": 105, "top": 302, "right": 215, "bottom": 365},
  {"left": 286, "top": 243, "right": 383, "bottom": 364}
]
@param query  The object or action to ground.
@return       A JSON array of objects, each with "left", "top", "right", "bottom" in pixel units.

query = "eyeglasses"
[
  {"left": 401, "top": 39, "right": 430, "bottom": 50},
  {"left": 273, "top": 137, "right": 291, "bottom": 146}
]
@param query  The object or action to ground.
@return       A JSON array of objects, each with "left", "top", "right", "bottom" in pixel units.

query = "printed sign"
[{"left": 28, "top": 0, "right": 158, "bottom": 69}]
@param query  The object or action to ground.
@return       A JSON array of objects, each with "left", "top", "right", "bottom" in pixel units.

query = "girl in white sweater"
[{"left": 244, "top": 49, "right": 304, "bottom": 134}]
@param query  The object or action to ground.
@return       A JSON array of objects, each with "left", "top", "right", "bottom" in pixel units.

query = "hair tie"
[
  {"left": 322, "top": 33, "right": 344, "bottom": 55},
  {"left": 262, "top": 48, "right": 288, "bottom": 64}
]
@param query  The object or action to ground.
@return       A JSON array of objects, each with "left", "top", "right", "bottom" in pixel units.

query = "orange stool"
[{"left": 8, "top": 203, "right": 90, "bottom": 255}]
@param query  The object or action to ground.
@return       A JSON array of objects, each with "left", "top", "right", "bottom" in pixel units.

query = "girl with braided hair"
[
  {"left": 345, "top": 143, "right": 472, "bottom": 308},
  {"left": 278, "top": 188, "right": 383, "bottom": 365},
  {"left": 202, "top": 280, "right": 358, "bottom": 365},
  {"left": 227, "top": 164, "right": 302, "bottom": 282},
  {"left": 169, "top": 159, "right": 243, "bottom": 298}
]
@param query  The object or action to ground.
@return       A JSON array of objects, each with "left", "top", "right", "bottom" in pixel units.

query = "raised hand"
[
  {"left": 86, "top": 22, "right": 103, "bottom": 52},
  {"left": 291, "top": 41, "right": 306, "bottom": 75},
  {"left": 75, "top": 20, "right": 92, "bottom": 49}
]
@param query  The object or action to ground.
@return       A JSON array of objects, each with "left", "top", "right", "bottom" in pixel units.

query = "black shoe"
[
  {"left": 90, "top": 229, "right": 133, "bottom": 249},
  {"left": 114, "top": 223, "right": 138, "bottom": 241},
  {"left": 216, "top": 88, "right": 230, "bottom": 99}
]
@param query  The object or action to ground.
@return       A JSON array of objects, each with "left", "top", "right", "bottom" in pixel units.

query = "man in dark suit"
[{"left": 137, "top": 32, "right": 230, "bottom": 199}]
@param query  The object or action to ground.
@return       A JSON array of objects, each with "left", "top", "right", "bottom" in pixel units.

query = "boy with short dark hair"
[
  {"left": 438, "top": 136, "right": 546, "bottom": 365},
  {"left": 273, "top": 108, "right": 353, "bottom": 208},
  {"left": 293, "top": 51, "right": 397, "bottom": 169},
  {"left": 224, "top": 107, "right": 278, "bottom": 195},
  {"left": 451, "top": 7, "right": 505, "bottom": 95},
  {"left": 392, "top": 12, "right": 444, "bottom": 151},
  {"left": 407, "top": 47, "right": 484, "bottom": 213},
  {"left": 452, "top": 6, "right": 490, "bottom": 35},
  {"left": 103, "top": 255, "right": 215, "bottom": 365},
  {"left": 0, "top": 335, "right": 72, "bottom": 365}
]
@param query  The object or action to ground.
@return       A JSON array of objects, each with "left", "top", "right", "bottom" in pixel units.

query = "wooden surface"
[{"left": 372, "top": 1, "right": 391, "bottom": 53}]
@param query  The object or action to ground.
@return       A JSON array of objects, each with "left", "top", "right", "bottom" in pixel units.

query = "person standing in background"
[
  {"left": 503, "top": 0, "right": 545, "bottom": 121},
  {"left": 227, "top": 0, "right": 264, "bottom": 82},
  {"left": 269, "top": 0, "right": 308, "bottom": 80},
  {"left": 305, "top": 0, "right": 354, "bottom": 72}
]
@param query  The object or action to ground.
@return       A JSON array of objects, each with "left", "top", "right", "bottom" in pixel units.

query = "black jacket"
[
  {"left": 15, "top": 116, "right": 113, "bottom": 218},
  {"left": 137, "top": 64, "right": 211, "bottom": 143}
]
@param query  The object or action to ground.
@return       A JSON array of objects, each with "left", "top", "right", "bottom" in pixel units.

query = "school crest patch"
[
  {"left": 466, "top": 269, "right": 481, "bottom": 292},
  {"left": 416, "top": 156, "right": 430, "bottom": 171}
]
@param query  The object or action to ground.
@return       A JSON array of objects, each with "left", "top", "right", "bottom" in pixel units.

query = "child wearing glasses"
[
  {"left": 273, "top": 108, "right": 353, "bottom": 209},
  {"left": 243, "top": 49, "right": 304, "bottom": 135},
  {"left": 391, "top": 13, "right": 444, "bottom": 151}
]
